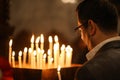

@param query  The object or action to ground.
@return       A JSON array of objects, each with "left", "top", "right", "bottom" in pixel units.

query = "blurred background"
[{"left": 9, "top": 0, "right": 79, "bottom": 42}]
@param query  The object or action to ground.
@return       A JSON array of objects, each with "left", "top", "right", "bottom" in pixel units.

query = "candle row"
[{"left": 9, "top": 34, "right": 73, "bottom": 68}]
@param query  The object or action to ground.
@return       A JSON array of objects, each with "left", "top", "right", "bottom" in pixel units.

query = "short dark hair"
[{"left": 76, "top": 0, "right": 118, "bottom": 34}]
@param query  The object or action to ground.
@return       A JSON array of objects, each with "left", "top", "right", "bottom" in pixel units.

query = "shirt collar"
[{"left": 86, "top": 36, "right": 120, "bottom": 61}]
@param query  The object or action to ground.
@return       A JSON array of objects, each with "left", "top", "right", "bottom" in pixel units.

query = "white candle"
[
  {"left": 33, "top": 50, "right": 37, "bottom": 68},
  {"left": 43, "top": 53, "right": 46, "bottom": 68},
  {"left": 9, "top": 39, "right": 13, "bottom": 65},
  {"left": 65, "top": 45, "right": 73, "bottom": 66},
  {"left": 23, "top": 47, "right": 27, "bottom": 66},
  {"left": 54, "top": 44, "right": 59, "bottom": 67},
  {"left": 48, "top": 36, "right": 53, "bottom": 57},
  {"left": 31, "top": 35, "right": 34, "bottom": 51},
  {"left": 40, "top": 50, "right": 44, "bottom": 68},
  {"left": 60, "top": 44, "right": 65, "bottom": 66},
  {"left": 37, "top": 48, "right": 40, "bottom": 68},
  {"left": 18, "top": 51, "right": 22, "bottom": 68},
  {"left": 28, "top": 48, "right": 32, "bottom": 64},
  {"left": 47, "top": 49, "right": 51, "bottom": 65},
  {"left": 57, "top": 65, "right": 61, "bottom": 80},
  {"left": 12, "top": 51, "right": 15, "bottom": 67},
  {"left": 40, "top": 34, "right": 44, "bottom": 50}
]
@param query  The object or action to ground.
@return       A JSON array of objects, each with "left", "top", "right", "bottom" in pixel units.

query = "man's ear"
[{"left": 88, "top": 20, "right": 96, "bottom": 36}]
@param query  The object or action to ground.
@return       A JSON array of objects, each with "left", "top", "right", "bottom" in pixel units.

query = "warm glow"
[
  {"left": 36, "top": 37, "right": 40, "bottom": 43},
  {"left": 24, "top": 47, "right": 27, "bottom": 53},
  {"left": 19, "top": 51, "right": 22, "bottom": 57},
  {"left": 49, "top": 36, "right": 53, "bottom": 43},
  {"left": 40, "top": 34, "right": 44, "bottom": 43},
  {"left": 61, "top": 0, "right": 76, "bottom": 3},
  {"left": 31, "top": 35, "right": 34, "bottom": 43},
  {"left": 57, "top": 65, "right": 61, "bottom": 72},
  {"left": 9, "top": 39, "right": 13, "bottom": 47},
  {"left": 54, "top": 35, "right": 58, "bottom": 43},
  {"left": 12, "top": 51, "right": 15, "bottom": 57}
]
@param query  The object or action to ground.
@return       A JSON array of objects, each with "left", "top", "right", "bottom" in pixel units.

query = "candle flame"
[
  {"left": 43, "top": 54, "right": 46, "bottom": 58},
  {"left": 40, "top": 34, "right": 44, "bottom": 43},
  {"left": 36, "top": 37, "right": 40, "bottom": 43},
  {"left": 61, "top": 44, "right": 65, "bottom": 51},
  {"left": 19, "top": 51, "right": 22, "bottom": 56},
  {"left": 54, "top": 35, "right": 58, "bottom": 43},
  {"left": 31, "top": 35, "right": 34, "bottom": 43},
  {"left": 57, "top": 65, "right": 61, "bottom": 72},
  {"left": 9, "top": 39, "right": 13, "bottom": 47},
  {"left": 48, "top": 49, "right": 51, "bottom": 55},
  {"left": 24, "top": 47, "right": 27, "bottom": 53},
  {"left": 33, "top": 50, "right": 37, "bottom": 56},
  {"left": 12, "top": 51, "right": 15, "bottom": 57},
  {"left": 28, "top": 48, "right": 32, "bottom": 53},
  {"left": 49, "top": 36, "right": 53, "bottom": 43}
]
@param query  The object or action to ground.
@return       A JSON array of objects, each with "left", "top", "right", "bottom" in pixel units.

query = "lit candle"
[
  {"left": 48, "top": 36, "right": 53, "bottom": 57},
  {"left": 33, "top": 50, "right": 37, "bottom": 68},
  {"left": 43, "top": 53, "right": 46, "bottom": 68},
  {"left": 9, "top": 39, "right": 13, "bottom": 65},
  {"left": 40, "top": 34, "right": 44, "bottom": 50},
  {"left": 54, "top": 44, "right": 58, "bottom": 67},
  {"left": 57, "top": 65, "right": 61, "bottom": 80},
  {"left": 28, "top": 48, "right": 32, "bottom": 64},
  {"left": 18, "top": 51, "right": 22, "bottom": 68},
  {"left": 47, "top": 49, "right": 51, "bottom": 65},
  {"left": 12, "top": 51, "right": 15, "bottom": 67},
  {"left": 23, "top": 47, "right": 27, "bottom": 66},
  {"left": 31, "top": 35, "right": 34, "bottom": 51},
  {"left": 65, "top": 45, "right": 73, "bottom": 66},
  {"left": 54, "top": 35, "right": 60, "bottom": 66},
  {"left": 37, "top": 48, "right": 40, "bottom": 68},
  {"left": 35, "top": 37, "right": 40, "bottom": 51},
  {"left": 40, "top": 49, "right": 44, "bottom": 68},
  {"left": 60, "top": 44, "right": 65, "bottom": 66}
]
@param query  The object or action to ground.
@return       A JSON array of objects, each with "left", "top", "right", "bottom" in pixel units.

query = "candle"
[
  {"left": 40, "top": 34, "right": 44, "bottom": 50},
  {"left": 43, "top": 53, "right": 46, "bottom": 68},
  {"left": 23, "top": 47, "right": 27, "bottom": 66},
  {"left": 57, "top": 65, "right": 61, "bottom": 80},
  {"left": 54, "top": 44, "right": 58, "bottom": 67},
  {"left": 40, "top": 49, "right": 44, "bottom": 68},
  {"left": 12, "top": 51, "right": 15, "bottom": 67},
  {"left": 60, "top": 44, "right": 65, "bottom": 66},
  {"left": 9, "top": 39, "right": 13, "bottom": 65},
  {"left": 18, "top": 51, "right": 22, "bottom": 68},
  {"left": 37, "top": 48, "right": 40, "bottom": 68},
  {"left": 54, "top": 35, "right": 60, "bottom": 66},
  {"left": 47, "top": 49, "right": 51, "bottom": 65},
  {"left": 35, "top": 37, "right": 40, "bottom": 51},
  {"left": 65, "top": 45, "right": 73, "bottom": 66},
  {"left": 48, "top": 36, "right": 53, "bottom": 57},
  {"left": 28, "top": 48, "right": 32, "bottom": 64},
  {"left": 31, "top": 35, "right": 34, "bottom": 51},
  {"left": 33, "top": 50, "right": 37, "bottom": 68}
]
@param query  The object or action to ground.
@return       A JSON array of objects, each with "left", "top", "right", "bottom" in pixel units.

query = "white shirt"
[{"left": 86, "top": 36, "right": 120, "bottom": 61}]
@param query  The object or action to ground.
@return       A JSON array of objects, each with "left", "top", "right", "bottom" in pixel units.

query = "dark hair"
[{"left": 76, "top": 0, "right": 118, "bottom": 34}]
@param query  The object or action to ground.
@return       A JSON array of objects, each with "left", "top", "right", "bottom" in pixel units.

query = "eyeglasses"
[
  {"left": 74, "top": 22, "right": 88, "bottom": 31},
  {"left": 74, "top": 24, "right": 83, "bottom": 31}
]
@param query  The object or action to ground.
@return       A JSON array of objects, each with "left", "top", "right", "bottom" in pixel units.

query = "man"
[{"left": 74, "top": 0, "right": 120, "bottom": 80}]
